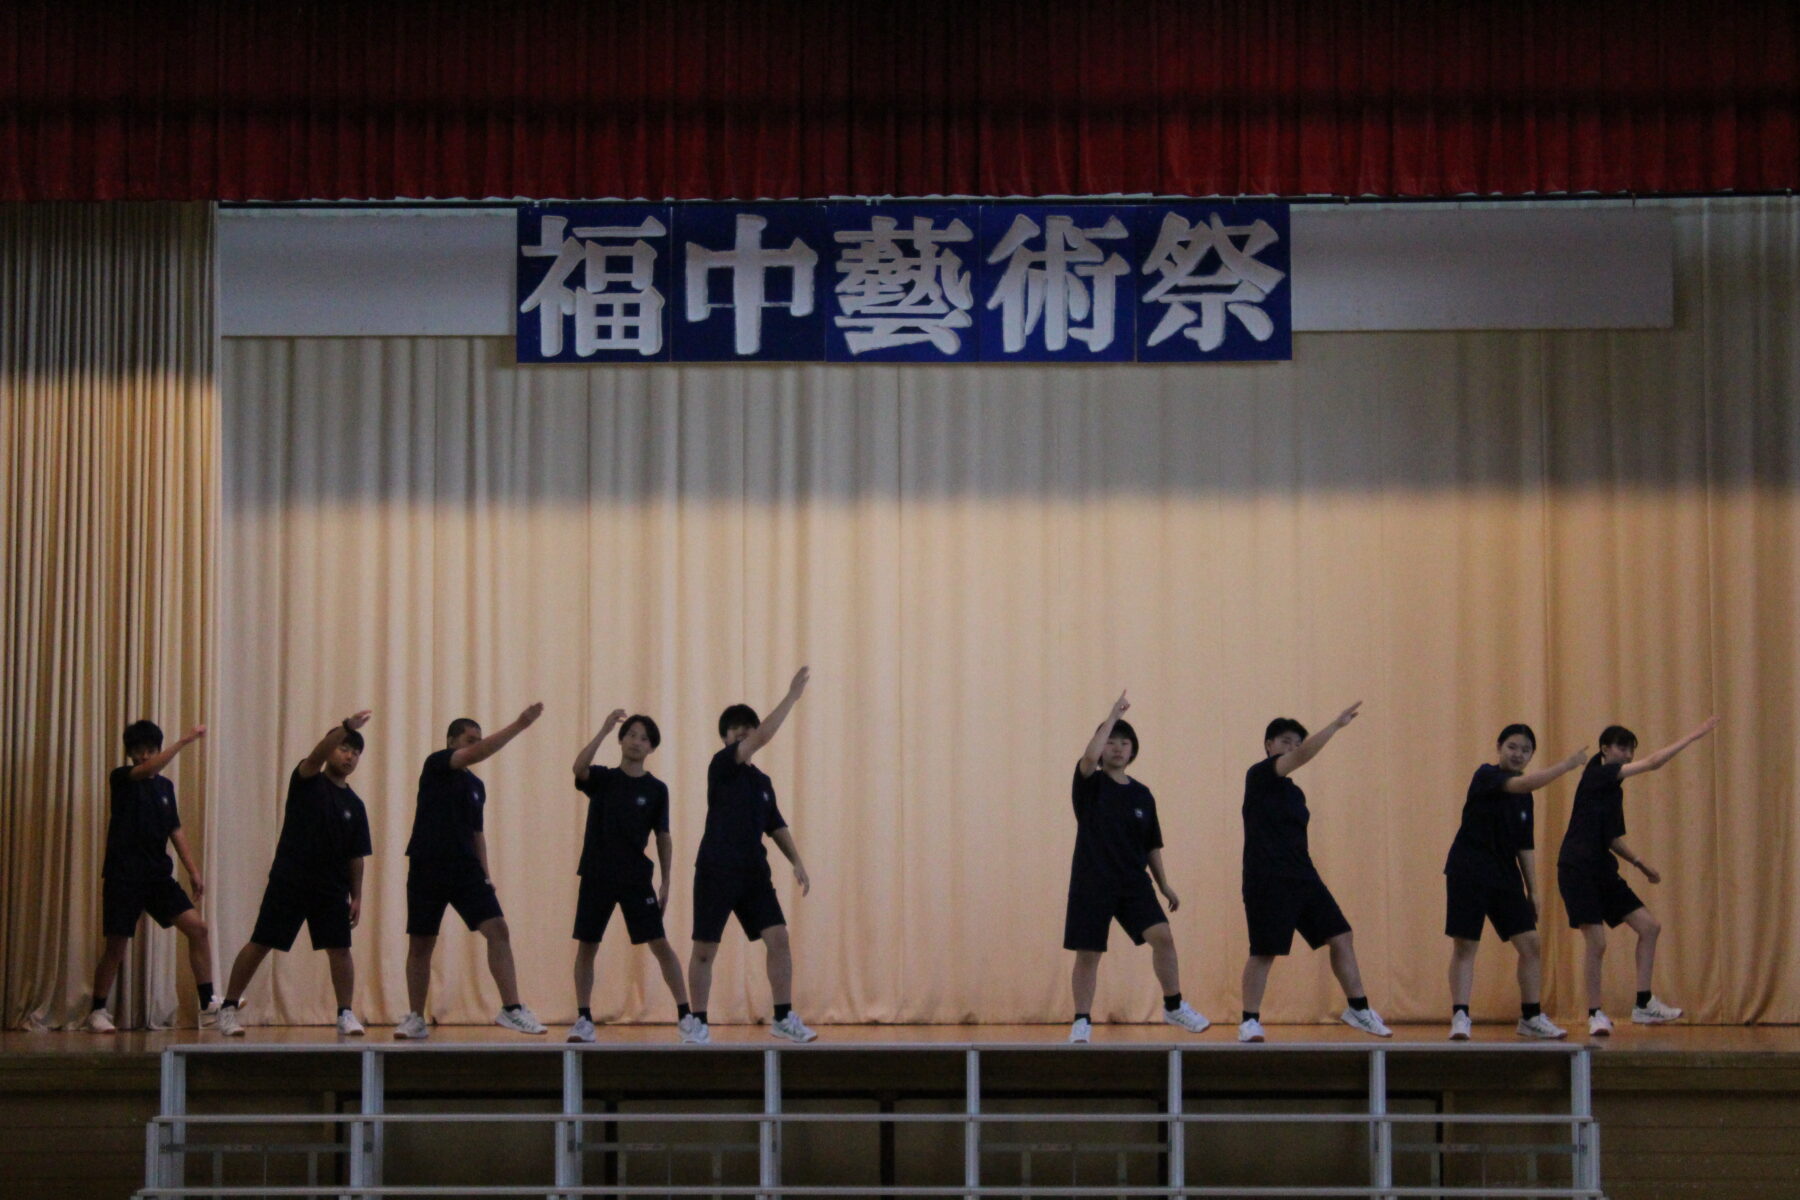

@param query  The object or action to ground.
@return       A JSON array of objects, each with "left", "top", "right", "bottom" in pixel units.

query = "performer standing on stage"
[
  {"left": 687, "top": 667, "right": 817, "bottom": 1044},
  {"left": 83, "top": 720, "right": 216, "bottom": 1032},
  {"left": 395, "top": 704, "right": 547, "bottom": 1039},
  {"left": 566, "top": 708, "right": 699, "bottom": 1044},
  {"left": 1445, "top": 724, "right": 1586, "bottom": 1040},
  {"left": 1237, "top": 704, "right": 1391, "bottom": 1043},
  {"left": 215, "top": 711, "right": 375, "bottom": 1037},
  {"left": 1558, "top": 717, "right": 1719, "bottom": 1036},
  {"left": 1064, "top": 690, "right": 1210, "bottom": 1044}
]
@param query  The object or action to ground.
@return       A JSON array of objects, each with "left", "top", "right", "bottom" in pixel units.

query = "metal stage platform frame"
[{"left": 138, "top": 1039, "right": 1603, "bottom": 1199}]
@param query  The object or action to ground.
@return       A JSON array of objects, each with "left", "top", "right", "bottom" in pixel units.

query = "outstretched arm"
[
  {"left": 450, "top": 702, "right": 545, "bottom": 770},
  {"left": 1619, "top": 716, "right": 1720, "bottom": 781},
  {"left": 128, "top": 725, "right": 206, "bottom": 780},
  {"left": 770, "top": 827, "right": 810, "bottom": 896},
  {"left": 573, "top": 709, "right": 627, "bottom": 782},
  {"left": 1079, "top": 690, "right": 1130, "bottom": 778},
  {"left": 1273, "top": 701, "right": 1363, "bottom": 778},
  {"left": 1503, "top": 747, "right": 1588, "bottom": 794},
  {"left": 737, "top": 668, "right": 810, "bottom": 764},
  {"left": 299, "top": 710, "right": 372, "bottom": 778}
]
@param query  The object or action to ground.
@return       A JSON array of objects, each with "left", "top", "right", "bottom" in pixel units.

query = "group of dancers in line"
[{"left": 77, "top": 665, "right": 1719, "bottom": 1045}]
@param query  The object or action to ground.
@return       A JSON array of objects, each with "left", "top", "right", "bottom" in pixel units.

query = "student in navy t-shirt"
[
  {"left": 1557, "top": 717, "right": 1717, "bottom": 1036},
  {"left": 1237, "top": 703, "right": 1389, "bottom": 1043},
  {"left": 687, "top": 666, "right": 818, "bottom": 1044},
  {"left": 1444, "top": 723, "right": 1586, "bottom": 1041},
  {"left": 215, "top": 711, "right": 375, "bottom": 1038},
  {"left": 1063, "top": 690, "right": 1209, "bottom": 1044},
  {"left": 395, "top": 702, "right": 547, "bottom": 1040},
  {"left": 83, "top": 719, "right": 216, "bottom": 1033},
  {"left": 565, "top": 708, "right": 697, "bottom": 1044}
]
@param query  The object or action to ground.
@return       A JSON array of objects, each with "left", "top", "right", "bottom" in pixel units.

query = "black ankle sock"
[
  {"left": 223, "top": 998, "right": 240, "bottom": 1010},
  {"left": 1636, "top": 990, "right": 1652, "bottom": 1008},
  {"left": 773, "top": 1003, "right": 792, "bottom": 1022},
  {"left": 1163, "top": 993, "right": 1182, "bottom": 1012},
  {"left": 1074, "top": 1012, "right": 1091, "bottom": 1023},
  {"left": 339, "top": 1007, "right": 352, "bottom": 1017},
  {"left": 197, "top": 983, "right": 215, "bottom": 1008},
  {"left": 1453, "top": 1004, "right": 1470, "bottom": 1017},
  {"left": 1521, "top": 1002, "right": 1542, "bottom": 1020},
  {"left": 1589, "top": 1008, "right": 1601, "bottom": 1017},
  {"left": 504, "top": 1003, "right": 522, "bottom": 1014},
  {"left": 1348, "top": 996, "right": 1370, "bottom": 1012},
  {"left": 678, "top": 1003, "right": 692, "bottom": 1020},
  {"left": 578, "top": 1007, "right": 592, "bottom": 1021},
  {"left": 90, "top": 997, "right": 107, "bottom": 1013},
  {"left": 694, "top": 1010, "right": 708, "bottom": 1025},
  {"left": 1241, "top": 1011, "right": 1260, "bottom": 1023}
]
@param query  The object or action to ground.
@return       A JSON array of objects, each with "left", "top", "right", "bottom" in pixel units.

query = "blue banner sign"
[{"left": 517, "top": 202, "right": 1289, "bottom": 364}]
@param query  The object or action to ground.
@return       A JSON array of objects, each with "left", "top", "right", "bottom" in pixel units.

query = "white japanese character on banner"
[
  {"left": 685, "top": 214, "right": 818, "bottom": 355},
  {"left": 985, "top": 214, "right": 1129, "bottom": 353},
  {"left": 833, "top": 216, "right": 974, "bottom": 354},
  {"left": 519, "top": 214, "right": 667, "bottom": 357},
  {"left": 1141, "top": 212, "right": 1285, "bottom": 352}
]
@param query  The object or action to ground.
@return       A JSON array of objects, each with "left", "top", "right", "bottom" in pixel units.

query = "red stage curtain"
[{"left": 3, "top": 0, "right": 1797, "bottom": 201}]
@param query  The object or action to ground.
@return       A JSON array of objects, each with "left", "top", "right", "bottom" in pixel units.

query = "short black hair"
[
  {"left": 122, "top": 719, "right": 163, "bottom": 755},
  {"left": 1598, "top": 725, "right": 1637, "bottom": 751},
  {"left": 620, "top": 714, "right": 662, "bottom": 750},
  {"left": 1497, "top": 723, "right": 1537, "bottom": 751},
  {"left": 446, "top": 717, "right": 481, "bottom": 742},
  {"left": 718, "top": 704, "right": 760, "bottom": 739},
  {"left": 341, "top": 728, "right": 366, "bottom": 753},
  {"left": 1264, "top": 717, "right": 1309, "bottom": 744},
  {"left": 1106, "top": 718, "right": 1139, "bottom": 763}
]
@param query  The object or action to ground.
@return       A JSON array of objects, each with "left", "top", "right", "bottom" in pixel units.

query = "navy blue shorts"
[
  {"left": 1445, "top": 874, "right": 1537, "bottom": 942},
  {"left": 405, "top": 864, "right": 504, "bottom": 936},
  {"left": 691, "top": 868, "right": 784, "bottom": 943},
  {"left": 1063, "top": 876, "right": 1167, "bottom": 953},
  {"left": 1243, "top": 876, "right": 1352, "bottom": 957},
  {"left": 1558, "top": 866, "right": 1645, "bottom": 929},
  {"left": 251, "top": 874, "right": 352, "bottom": 952},
  {"left": 573, "top": 874, "right": 665, "bottom": 945},
  {"left": 101, "top": 876, "right": 194, "bottom": 938}
]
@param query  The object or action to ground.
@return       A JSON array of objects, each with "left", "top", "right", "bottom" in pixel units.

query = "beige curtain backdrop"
[
  {"left": 1, "top": 203, "right": 218, "bottom": 1031},
  {"left": 209, "top": 197, "right": 1798, "bottom": 1030}
]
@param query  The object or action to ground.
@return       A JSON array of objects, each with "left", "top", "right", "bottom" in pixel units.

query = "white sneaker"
[
  {"left": 1448, "top": 1011, "right": 1473, "bottom": 1041},
  {"left": 197, "top": 997, "right": 222, "bottom": 1029},
  {"left": 566, "top": 1015, "right": 597, "bottom": 1043},
  {"left": 83, "top": 1007, "right": 116, "bottom": 1034},
  {"left": 1586, "top": 1010, "right": 1614, "bottom": 1037},
  {"left": 1162, "top": 1002, "right": 1211, "bottom": 1034},
  {"left": 678, "top": 1013, "right": 709, "bottom": 1044},
  {"left": 1632, "top": 996, "right": 1683, "bottom": 1024},
  {"left": 336, "top": 1010, "right": 365, "bottom": 1037},
  {"left": 217, "top": 1004, "right": 245, "bottom": 1037},
  {"left": 1237, "top": 1017, "right": 1266, "bottom": 1043},
  {"left": 770, "top": 1013, "right": 818, "bottom": 1043},
  {"left": 1341, "top": 1006, "right": 1393, "bottom": 1037},
  {"left": 496, "top": 1005, "right": 547, "bottom": 1035},
  {"left": 393, "top": 1011, "right": 430, "bottom": 1040},
  {"left": 1517, "top": 1013, "right": 1568, "bottom": 1040},
  {"left": 1068, "top": 1017, "right": 1092, "bottom": 1044}
]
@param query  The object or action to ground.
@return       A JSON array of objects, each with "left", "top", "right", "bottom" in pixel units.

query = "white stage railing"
[{"left": 137, "top": 1040, "right": 1604, "bottom": 1200}]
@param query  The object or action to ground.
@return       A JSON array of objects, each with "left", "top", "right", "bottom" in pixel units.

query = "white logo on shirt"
[
  {"left": 1134, "top": 808, "right": 1145, "bottom": 819},
  {"left": 762, "top": 791, "right": 771, "bottom": 803},
  {"left": 636, "top": 796, "right": 647, "bottom": 806}
]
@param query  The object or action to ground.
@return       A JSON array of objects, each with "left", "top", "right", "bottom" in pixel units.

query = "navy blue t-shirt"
[
  {"left": 103, "top": 766, "right": 181, "bottom": 881},
  {"left": 1069, "top": 764, "right": 1164, "bottom": 889},
  {"left": 1241, "top": 755, "right": 1320, "bottom": 886},
  {"left": 1558, "top": 758, "right": 1626, "bottom": 877},
  {"left": 576, "top": 765, "right": 670, "bottom": 884},
  {"left": 1444, "top": 764, "right": 1534, "bottom": 887},
  {"left": 270, "top": 767, "right": 373, "bottom": 894},
  {"left": 695, "top": 743, "right": 787, "bottom": 876},
  {"left": 405, "top": 748, "right": 486, "bottom": 873}
]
